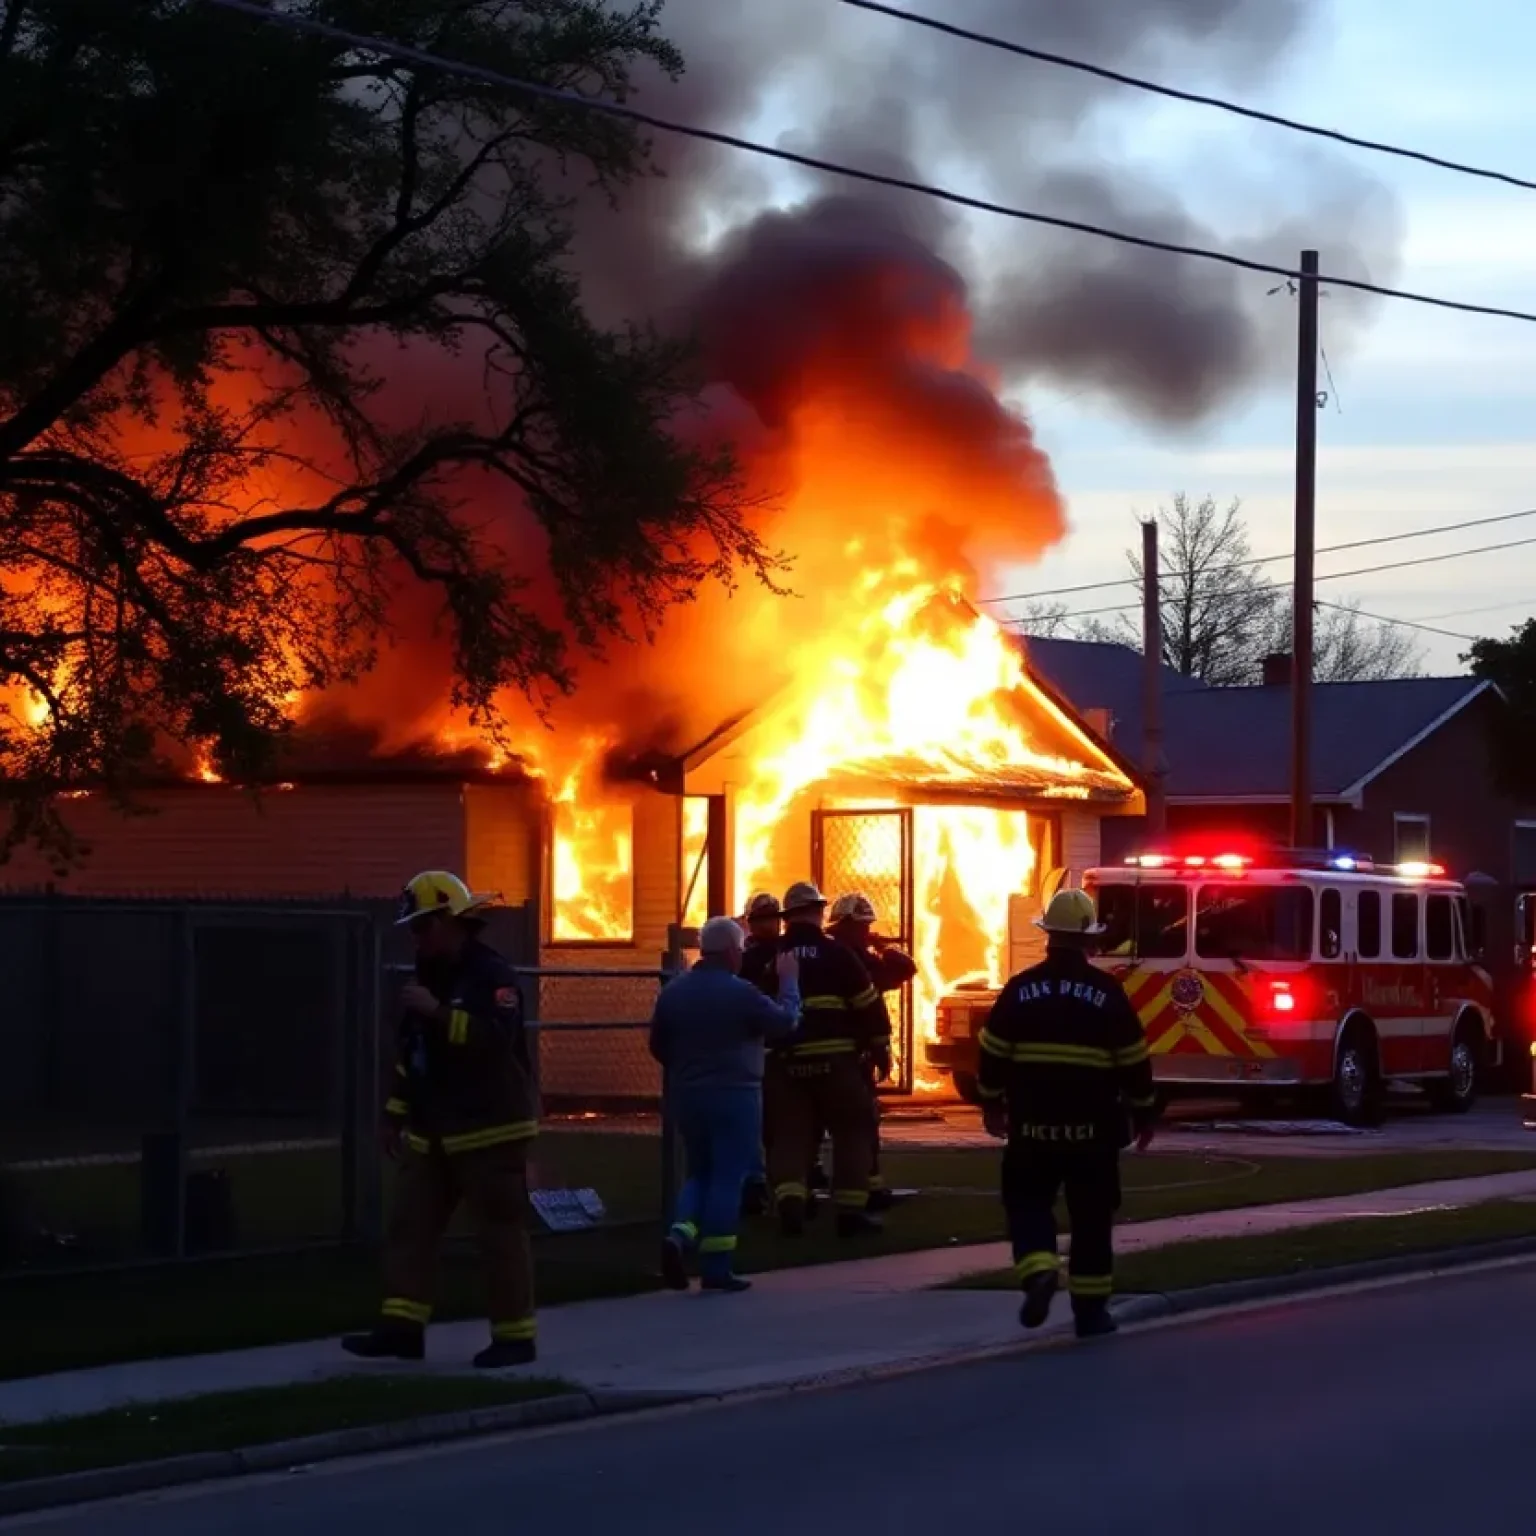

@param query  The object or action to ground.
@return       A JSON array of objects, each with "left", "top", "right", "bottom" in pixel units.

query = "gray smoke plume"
[{"left": 569, "top": 0, "right": 1403, "bottom": 427}]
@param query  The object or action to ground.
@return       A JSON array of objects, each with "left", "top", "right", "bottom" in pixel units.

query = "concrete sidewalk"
[{"left": 4, "top": 1166, "right": 1536, "bottom": 1427}]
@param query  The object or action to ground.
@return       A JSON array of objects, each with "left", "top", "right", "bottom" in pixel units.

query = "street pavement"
[
  {"left": 7, "top": 1163, "right": 1536, "bottom": 1426},
  {"left": 12, "top": 1257, "right": 1536, "bottom": 1534}
]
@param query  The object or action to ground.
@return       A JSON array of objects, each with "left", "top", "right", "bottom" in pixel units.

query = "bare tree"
[
  {"left": 1125, "top": 493, "right": 1279, "bottom": 684},
  {"left": 1093, "top": 493, "right": 1421, "bottom": 684},
  {"left": 1267, "top": 599, "right": 1421, "bottom": 682}
]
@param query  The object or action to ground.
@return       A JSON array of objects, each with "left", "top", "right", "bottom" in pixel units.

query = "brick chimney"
[{"left": 1261, "top": 653, "right": 1292, "bottom": 687}]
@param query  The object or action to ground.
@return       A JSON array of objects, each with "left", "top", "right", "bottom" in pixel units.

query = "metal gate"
[{"left": 811, "top": 807, "right": 916, "bottom": 1094}]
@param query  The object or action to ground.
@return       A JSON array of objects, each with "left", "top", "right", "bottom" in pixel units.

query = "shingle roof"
[{"left": 1019, "top": 637, "right": 1486, "bottom": 801}]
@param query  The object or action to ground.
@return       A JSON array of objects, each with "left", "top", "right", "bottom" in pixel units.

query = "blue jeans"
[{"left": 671, "top": 1086, "right": 762, "bottom": 1281}]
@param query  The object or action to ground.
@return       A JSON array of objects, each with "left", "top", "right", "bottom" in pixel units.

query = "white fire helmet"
[{"left": 829, "top": 892, "right": 878, "bottom": 925}]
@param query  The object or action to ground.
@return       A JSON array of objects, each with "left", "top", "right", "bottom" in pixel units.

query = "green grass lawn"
[
  {"left": 0, "top": 1375, "right": 575, "bottom": 1485},
  {"left": 952, "top": 1198, "right": 1536, "bottom": 1294},
  {"left": 2, "top": 1146, "right": 1534, "bottom": 1381}
]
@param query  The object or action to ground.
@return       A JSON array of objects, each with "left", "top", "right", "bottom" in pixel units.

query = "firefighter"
[
  {"left": 738, "top": 892, "right": 783, "bottom": 1217},
  {"left": 342, "top": 871, "right": 540, "bottom": 1369},
  {"left": 827, "top": 892, "right": 916, "bottom": 1214},
  {"left": 977, "top": 887, "right": 1158, "bottom": 1340},
  {"left": 761, "top": 881, "right": 889, "bottom": 1239}
]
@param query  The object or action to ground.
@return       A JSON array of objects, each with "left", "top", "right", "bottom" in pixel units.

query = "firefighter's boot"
[
  {"left": 1072, "top": 1303, "right": 1118, "bottom": 1340},
  {"left": 1019, "top": 1270, "right": 1060, "bottom": 1331},
  {"left": 701, "top": 1274, "right": 753, "bottom": 1294},
  {"left": 341, "top": 1325, "right": 425, "bottom": 1363},
  {"left": 474, "top": 1338, "right": 538, "bottom": 1370},
  {"left": 835, "top": 1209, "right": 884, "bottom": 1239},
  {"left": 660, "top": 1232, "right": 690, "bottom": 1291},
  {"left": 866, "top": 1180, "right": 894, "bottom": 1215}
]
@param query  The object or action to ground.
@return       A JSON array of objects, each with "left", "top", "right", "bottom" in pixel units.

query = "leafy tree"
[
  {"left": 1465, "top": 620, "right": 1536, "bottom": 795},
  {"left": 0, "top": 0, "right": 769, "bottom": 854}
]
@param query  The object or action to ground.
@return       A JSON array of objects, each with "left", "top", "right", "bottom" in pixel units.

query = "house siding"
[{"left": 535, "top": 786, "right": 680, "bottom": 1104}]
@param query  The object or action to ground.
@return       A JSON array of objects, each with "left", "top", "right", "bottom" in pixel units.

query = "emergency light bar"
[
  {"left": 1395, "top": 860, "right": 1446, "bottom": 879},
  {"left": 1123, "top": 852, "right": 1251, "bottom": 870}
]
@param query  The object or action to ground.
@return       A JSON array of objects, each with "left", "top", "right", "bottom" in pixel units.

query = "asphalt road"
[{"left": 15, "top": 1260, "right": 1536, "bottom": 1534}]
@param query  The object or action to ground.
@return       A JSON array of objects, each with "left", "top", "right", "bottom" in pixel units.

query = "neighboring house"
[{"left": 1021, "top": 635, "right": 1536, "bottom": 1058}]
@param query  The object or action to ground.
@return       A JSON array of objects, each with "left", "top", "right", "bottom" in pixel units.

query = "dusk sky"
[{"left": 689, "top": 0, "right": 1536, "bottom": 674}]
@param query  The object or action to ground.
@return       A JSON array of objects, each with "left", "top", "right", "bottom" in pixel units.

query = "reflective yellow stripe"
[
  {"left": 1128, "top": 1092, "right": 1157, "bottom": 1109},
  {"left": 699, "top": 1235, "right": 737, "bottom": 1254},
  {"left": 491, "top": 1317, "right": 536, "bottom": 1342},
  {"left": 441, "top": 1121, "right": 538, "bottom": 1153},
  {"left": 1113, "top": 1038, "right": 1150, "bottom": 1067},
  {"left": 671, "top": 1220, "right": 699, "bottom": 1244},
  {"left": 979, "top": 1027, "right": 1011, "bottom": 1059},
  {"left": 802, "top": 994, "right": 849, "bottom": 1010},
  {"left": 384, "top": 1097, "right": 409, "bottom": 1116},
  {"left": 447, "top": 1008, "right": 471, "bottom": 1046},
  {"left": 791, "top": 1037, "right": 857, "bottom": 1056},
  {"left": 1068, "top": 1274, "right": 1114, "bottom": 1296},
  {"left": 395, "top": 1063, "right": 408, "bottom": 1078},
  {"left": 775, "top": 1182, "right": 807, "bottom": 1202},
  {"left": 850, "top": 986, "right": 879, "bottom": 1009},
  {"left": 1011, "top": 1042, "right": 1115, "bottom": 1069},
  {"left": 382, "top": 1297, "right": 432, "bottom": 1325},
  {"left": 1013, "top": 1252, "right": 1060, "bottom": 1281},
  {"left": 976, "top": 1082, "right": 1005, "bottom": 1100},
  {"left": 868, "top": 1174, "right": 886, "bottom": 1191},
  {"left": 833, "top": 1188, "right": 869, "bottom": 1208}
]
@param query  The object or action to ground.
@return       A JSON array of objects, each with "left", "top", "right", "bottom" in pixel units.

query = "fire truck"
[{"left": 929, "top": 846, "right": 1498, "bottom": 1127}]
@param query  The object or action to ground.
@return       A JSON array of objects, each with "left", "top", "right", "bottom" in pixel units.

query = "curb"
[
  {"left": 0, "top": 1388, "right": 698, "bottom": 1518},
  {"left": 1113, "top": 1231, "right": 1536, "bottom": 1323},
  {"left": 10, "top": 1237, "right": 1536, "bottom": 1516}
]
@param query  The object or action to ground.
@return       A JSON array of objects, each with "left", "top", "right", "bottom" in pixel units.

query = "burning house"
[{"left": 0, "top": 583, "right": 1141, "bottom": 1105}]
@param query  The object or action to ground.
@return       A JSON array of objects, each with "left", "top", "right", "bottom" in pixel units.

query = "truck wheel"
[
  {"left": 952, "top": 1071, "right": 983, "bottom": 1107},
  {"left": 1428, "top": 1020, "right": 1479, "bottom": 1114},
  {"left": 1329, "top": 1025, "right": 1384, "bottom": 1127}
]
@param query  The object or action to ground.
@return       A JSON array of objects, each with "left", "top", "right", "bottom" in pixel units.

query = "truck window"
[
  {"left": 1195, "top": 884, "right": 1314, "bottom": 962},
  {"left": 1425, "top": 894, "right": 1455, "bottom": 961},
  {"left": 1319, "top": 889, "right": 1342, "bottom": 959},
  {"left": 1357, "top": 890, "right": 1381, "bottom": 958},
  {"left": 1391, "top": 892, "right": 1420, "bottom": 959},
  {"left": 1095, "top": 883, "right": 1188, "bottom": 960}
]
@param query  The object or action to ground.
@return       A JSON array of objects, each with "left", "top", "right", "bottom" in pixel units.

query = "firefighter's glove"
[
  {"left": 871, "top": 1043, "right": 893, "bottom": 1082},
  {"left": 982, "top": 1102, "right": 1008, "bottom": 1140}
]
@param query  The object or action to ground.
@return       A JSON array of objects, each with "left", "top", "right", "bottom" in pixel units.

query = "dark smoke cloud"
[{"left": 569, "top": 0, "right": 1403, "bottom": 426}]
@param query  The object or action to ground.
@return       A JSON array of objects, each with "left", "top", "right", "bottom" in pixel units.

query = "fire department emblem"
[{"left": 1170, "top": 970, "right": 1206, "bottom": 1016}]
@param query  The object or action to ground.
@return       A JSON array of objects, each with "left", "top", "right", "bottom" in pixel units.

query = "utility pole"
[
  {"left": 1290, "top": 249, "right": 1320, "bottom": 849},
  {"left": 1141, "top": 518, "right": 1166, "bottom": 838}
]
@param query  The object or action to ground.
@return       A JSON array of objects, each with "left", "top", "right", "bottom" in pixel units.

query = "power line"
[
  {"left": 840, "top": 0, "right": 1536, "bottom": 195},
  {"left": 978, "top": 506, "right": 1536, "bottom": 606},
  {"left": 1312, "top": 601, "right": 1473, "bottom": 643},
  {"left": 200, "top": 0, "right": 1536, "bottom": 328},
  {"left": 1020, "top": 531, "right": 1536, "bottom": 624}
]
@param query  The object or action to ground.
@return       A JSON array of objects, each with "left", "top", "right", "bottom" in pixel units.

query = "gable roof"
[
  {"left": 1019, "top": 636, "right": 1208, "bottom": 748},
  {"left": 1161, "top": 676, "right": 1489, "bottom": 800},
  {"left": 1018, "top": 637, "right": 1488, "bottom": 803}
]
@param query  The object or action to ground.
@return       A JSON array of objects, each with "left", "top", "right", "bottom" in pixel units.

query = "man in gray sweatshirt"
[{"left": 649, "top": 915, "right": 802, "bottom": 1292}]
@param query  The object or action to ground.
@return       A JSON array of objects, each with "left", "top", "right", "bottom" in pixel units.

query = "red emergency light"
[
  {"left": 1124, "top": 850, "right": 1253, "bottom": 871},
  {"left": 1262, "top": 978, "right": 1309, "bottom": 1018}
]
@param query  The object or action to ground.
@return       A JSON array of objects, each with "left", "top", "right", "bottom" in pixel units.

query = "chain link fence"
[
  {"left": 0, "top": 896, "right": 384, "bottom": 1274},
  {"left": 0, "top": 896, "right": 686, "bottom": 1285}
]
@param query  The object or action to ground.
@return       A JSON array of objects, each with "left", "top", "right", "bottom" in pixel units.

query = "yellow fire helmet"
[
  {"left": 395, "top": 870, "right": 500, "bottom": 927},
  {"left": 829, "top": 892, "right": 877, "bottom": 925},
  {"left": 1034, "top": 887, "right": 1106, "bottom": 936}
]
